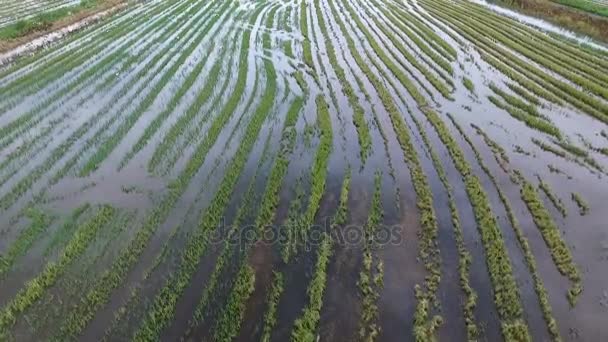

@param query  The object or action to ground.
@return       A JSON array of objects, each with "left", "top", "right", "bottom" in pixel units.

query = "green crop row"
[
  {"left": 506, "top": 83, "right": 541, "bottom": 107},
  {"left": 332, "top": 168, "right": 351, "bottom": 228},
  {"left": 79, "top": 0, "right": 234, "bottom": 176},
  {"left": 537, "top": 176, "right": 568, "bottom": 218},
  {"left": 291, "top": 233, "right": 333, "bottom": 342},
  {"left": 519, "top": 179, "right": 582, "bottom": 305},
  {"left": 120, "top": 40, "right": 219, "bottom": 169},
  {"left": 336, "top": 0, "right": 427, "bottom": 106},
  {"left": 0, "top": 0, "right": 192, "bottom": 119},
  {"left": 313, "top": 0, "right": 371, "bottom": 162},
  {"left": 411, "top": 114, "right": 479, "bottom": 340},
  {"left": 422, "top": 108, "right": 530, "bottom": 340},
  {"left": 182, "top": 67, "right": 278, "bottom": 338},
  {"left": 325, "top": 0, "right": 442, "bottom": 337},
  {"left": 449, "top": 115, "right": 562, "bottom": 340},
  {"left": 256, "top": 97, "right": 303, "bottom": 232},
  {"left": 482, "top": 53, "right": 563, "bottom": 106},
  {"left": 211, "top": 264, "right": 256, "bottom": 342},
  {"left": 489, "top": 83, "right": 542, "bottom": 119},
  {"left": 357, "top": 171, "right": 383, "bottom": 342},
  {"left": 457, "top": 0, "right": 608, "bottom": 71},
  {"left": 260, "top": 272, "right": 285, "bottom": 342},
  {"left": 282, "top": 95, "right": 333, "bottom": 263},
  {"left": 488, "top": 95, "right": 562, "bottom": 139},
  {"left": 471, "top": 123, "right": 510, "bottom": 169},
  {"left": 160, "top": 41, "right": 240, "bottom": 175},
  {"left": 457, "top": 0, "right": 608, "bottom": 86},
  {"left": 0, "top": 205, "right": 115, "bottom": 336},
  {"left": 122, "top": 10, "right": 241, "bottom": 170},
  {"left": 571, "top": 193, "right": 589, "bottom": 216},
  {"left": 300, "top": 0, "right": 314, "bottom": 70},
  {"left": 532, "top": 138, "right": 568, "bottom": 159},
  {"left": 0, "top": 207, "right": 51, "bottom": 277}
]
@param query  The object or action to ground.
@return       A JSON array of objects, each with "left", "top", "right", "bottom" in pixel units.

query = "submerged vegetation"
[{"left": 0, "top": 0, "right": 604, "bottom": 340}]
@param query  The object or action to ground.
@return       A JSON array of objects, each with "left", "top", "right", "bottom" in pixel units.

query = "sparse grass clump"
[
  {"left": 357, "top": 172, "right": 384, "bottom": 342},
  {"left": 537, "top": 176, "right": 567, "bottom": 218},
  {"left": 520, "top": 180, "right": 582, "bottom": 305},
  {"left": 212, "top": 264, "right": 256, "bottom": 342},
  {"left": 261, "top": 272, "right": 285, "bottom": 342},
  {"left": 462, "top": 77, "right": 475, "bottom": 94},
  {"left": 571, "top": 193, "right": 589, "bottom": 216},
  {"left": 291, "top": 233, "right": 333, "bottom": 342}
]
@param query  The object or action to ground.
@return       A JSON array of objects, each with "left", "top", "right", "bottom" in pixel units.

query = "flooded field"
[
  {"left": 0, "top": 0, "right": 82, "bottom": 29},
  {"left": 0, "top": 0, "right": 607, "bottom": 340}
]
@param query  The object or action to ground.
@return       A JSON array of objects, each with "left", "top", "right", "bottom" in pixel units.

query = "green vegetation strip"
[
  {"left": 357, "top": 172, "right": 384, "bottom": 342},
  {"left": 537, "top": 176, "right": 567, "bottom": 218},
  {"left": 211, "top": 264, "right": 256, "bottom": 342},
  {"left": 282, "top": 95, "right": 333, "bottom": 263},
  {"left": 488, "top": 95, "right": 561, "bottom": 139},
  {"left": 571, "top": 193, "right": 589, "bottom": 216},
  {"left": 313, "top": 0, "right": 370, "bottom": 162},
  {"left": 421, "top": 0, "right": 608, "bottom": 122},
  {"left": 291, "top": 233, "right": 333, "bottom": 342},
  {"left": 372, "top": 0, "right": 453, "bottom": 76},
  {"left": 0, "top": 208, "right": 52, "bottom": 277},
  {"left": 0, "top": 206, "right": 116, "bottom": 335},
  {"left": 0, "top": 0, "right": 218, "bottom": 210},
  {"left": 424, "top": 105, "right": 533, "bottom": 340},
  {"left": 300, "top": 0, "right": 314, "bottom": 70},
  {"left": 448, "top": 115, "right": 562, "bottom": 340},
  {"left": 341, "top": 0, "right": 446, "bottom": 103},
  {"left": 519, "top": 171, "right": 581, "bottom": 305},
  {"left": 261, "top": 272, "right": 285, "bottom": 342},
  {"left": 411, "top": 114, "right": 479, "bottom": 340},
  {"left": 290, "top": 168, "right": 351, "bottom": 341},
  {"left": 387, "top": 2, "right": 457, "bottom": 60}
]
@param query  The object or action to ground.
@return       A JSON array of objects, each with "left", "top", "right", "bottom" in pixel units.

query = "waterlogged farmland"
[{"left": 0, "top": 0, "right": 607, "bottom": 340}]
